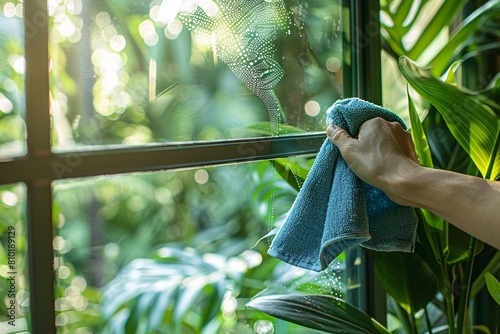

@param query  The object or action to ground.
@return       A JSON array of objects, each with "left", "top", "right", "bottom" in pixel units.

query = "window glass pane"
[
  {"left": 0, "top": 3, "right": 26, "bottom": 158},
  {"left": 0, "top": 183, "right": 29, "bottom": 333},
  {"left": 52, "top": 160, "right": 347, "bottom": 333},
  {"left": 49, "top": 0, "right": 344, "bottom": 150}
]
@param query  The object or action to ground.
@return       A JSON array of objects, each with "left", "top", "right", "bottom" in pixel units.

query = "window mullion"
[
  {"left": 24, "top": 0, "right": 56, "bottom": 332},
  {"left": 350, "top": 0, "right": 387, "bottom": 324},
  {"left": 25, "top": 1, "right": 51, "bottom": 157},
  {"left": 26, "top": 181, "right": 56, "bottom": 333}
]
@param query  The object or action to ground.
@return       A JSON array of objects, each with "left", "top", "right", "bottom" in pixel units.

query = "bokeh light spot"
[
  {"left": 326, "top": 57, "right": 341, "bottom": 73},
  {"left": 3, "top": 2, "right": 16, "bottom": 17},
  {"left": 0, "top": 93, "right": 14, "bottom": 114},
  {"left": 1, "top": 191, "right": 18, "bottom": 207},
  {"left": 194, "top": 169, "right": 209, "bottom": 184},
  {"left": 304, "top": 100, "right": 321, "bottom": 117}
]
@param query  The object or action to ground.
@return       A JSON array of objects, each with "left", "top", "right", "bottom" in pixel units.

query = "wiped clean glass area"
[{"left": 49, "top": 0, "right": 343, "bottom": 149}]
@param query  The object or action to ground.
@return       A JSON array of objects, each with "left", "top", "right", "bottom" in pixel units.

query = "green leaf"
[
  {"left": 200, "top": 280, "right": 226, "bottom": 325},
  {"left": 146, "top": 287, "right": 176, "bottom": 332},
  {"left": 372, "top": 251, "right": 438, "bottom": 313},
  {"left": 421, "top": 109, "right": 471, "bottom": 173},
  {"left": 125, "top": 291, "right": 158, "bottom": 333},
  {"left": 471, "top": 251, "right": 500, "bottom": 298},
  {"left": 407, "top": 100, "right": 449, "bottom": 266},
  {"left": 399, "top": 56, "right": 500, "bottom": 180},
  {"left": 479, "top": 73, "right": 500, "bottom": 109},
  {"left": 247, "top": 294, "right": 391, "bottom": 334},
  {"left": 485, "top": 272, "right": 500, "bottom": 306},
  {"left": 430, "top": 0, "right": 500, "bottom": 76},
  {"left": 446, "top": 224, "right": 480, "bottom": 265},
  {"left": 407, "top": 87, "right": 445, "bottom": 235},
  {"left": 407, "top": 0, "right": 468, "bottom": 61},
  {"left": 443, "top": 61, "right": 462, "bottom": 84},
  {"left": 270, "top": 158, "right": 310, "bottom": 192},
  {"left": 390, "top": 0, "right": 416, "bottom": 28},
  {"left": 173, "top": 276, "right": 213, "bottom": 330},
  {"left": 380, "top": 0, "right": 430, "bottom": 55}
]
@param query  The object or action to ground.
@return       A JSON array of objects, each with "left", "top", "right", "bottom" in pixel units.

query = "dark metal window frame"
[{"left": 0, "top": 0, "right": 383, "bottom": 332}]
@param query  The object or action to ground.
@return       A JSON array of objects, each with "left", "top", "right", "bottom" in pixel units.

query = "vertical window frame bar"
[
  {"left": 24, "top": 0, "right": 57, "bottom": 332},
  {"left": 350, "top": 0, "right": 387, "bottom": 324}
]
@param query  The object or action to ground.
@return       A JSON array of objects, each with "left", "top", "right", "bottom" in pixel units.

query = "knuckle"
[{"left": 372, "top": 117, "right": 386, "bottom": 125}]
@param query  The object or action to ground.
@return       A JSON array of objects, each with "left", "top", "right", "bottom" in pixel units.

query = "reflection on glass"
[
  {"left": 0, "top": 4, "right": 26, "bottom": 158},
  {"left": 52, "top": 159, "right": 346, "bottom": 333},
  {"left": 49, "top": 0, "right": 343, "bottom": 149},
  {"left": 0, "top": 184, "right": 29, "bottom": 333}
]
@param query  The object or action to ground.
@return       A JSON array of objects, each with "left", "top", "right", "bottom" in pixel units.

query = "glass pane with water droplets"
[{"left": 49, "top": 0, "right": 344, "bottom": 150}]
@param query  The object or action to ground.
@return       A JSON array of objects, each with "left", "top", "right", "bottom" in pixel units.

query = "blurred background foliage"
[
  {"left": 0, "top": 184, "right": 29, "bottom": 333},
  {"left": 0, "top": 4, "right": 25, "bottom": 157},
  {"left": 0, "top": 0, "right": 346, "bottom": 332},
  {"left": 4, "top": 0, "right": 496, "bottom": 332}
]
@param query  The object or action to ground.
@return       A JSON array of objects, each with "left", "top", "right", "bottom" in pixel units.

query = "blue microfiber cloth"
[{"left": 268, "top": 97, "right": 418, "bottom": 272}]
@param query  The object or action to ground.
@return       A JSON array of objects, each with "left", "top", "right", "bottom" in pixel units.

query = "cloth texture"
[{"left": 268, "top": 97, "right": 418, "bottom": 272}]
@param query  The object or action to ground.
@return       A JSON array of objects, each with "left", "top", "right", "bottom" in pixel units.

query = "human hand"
[{"left": 326, "top": 117, "right": 420, "bottom": 206}]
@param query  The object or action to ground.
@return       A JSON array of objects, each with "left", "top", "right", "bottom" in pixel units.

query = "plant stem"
[
  {"left": 410, "top": 311, "right": 418, "bottom": 334},
  {"left": 442, "top": 268, "right": 455, "bottom": 333},
  {"left": 437, "top": 235, "right": 455, "bottom": 334},
  {"left": 456, "top": 237, "right": 477, "bottom": 334}
]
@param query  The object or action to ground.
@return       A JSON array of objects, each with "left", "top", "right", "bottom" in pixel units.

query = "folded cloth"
[{"left": 268, "top": 98, "right": 418, "bottom": 272}]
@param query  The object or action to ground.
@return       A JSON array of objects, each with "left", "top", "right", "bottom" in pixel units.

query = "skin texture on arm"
[{"left": 326, "top": 118, "right": 500, "bottom": 250}]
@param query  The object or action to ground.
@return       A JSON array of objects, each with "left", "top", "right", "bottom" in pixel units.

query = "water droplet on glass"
[{"left": 254, "top": 320, "right": 275, "bottom": 334}]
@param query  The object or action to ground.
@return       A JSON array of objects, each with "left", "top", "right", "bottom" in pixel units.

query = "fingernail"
[{"left": 326, "top": 125, "right": 337, "bottom": 137}]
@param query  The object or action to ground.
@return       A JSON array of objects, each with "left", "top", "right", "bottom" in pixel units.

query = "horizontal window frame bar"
[{"left": 0, "top": 133, "right": 325, "bottom": 184}]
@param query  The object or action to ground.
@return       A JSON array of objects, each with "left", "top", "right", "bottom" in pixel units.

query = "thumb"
[{"left": 326, "top": 125, "right": 356, "bottom": 153}]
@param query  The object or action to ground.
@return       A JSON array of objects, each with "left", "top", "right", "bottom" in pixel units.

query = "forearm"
[
  {"left": 389, "top": 166, "right": 500, "bottom": 249},
  {"left": 326, "top": 120, "right": 500, "bottom": 250}
]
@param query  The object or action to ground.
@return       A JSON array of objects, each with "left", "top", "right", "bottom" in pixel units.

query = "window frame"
[{"left": 0, "top": 0, "right": 384, "bottom": 331}]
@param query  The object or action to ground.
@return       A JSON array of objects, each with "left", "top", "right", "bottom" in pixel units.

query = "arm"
[{"left": 326, "top": 118, "right": 500, "bottom": 250}]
